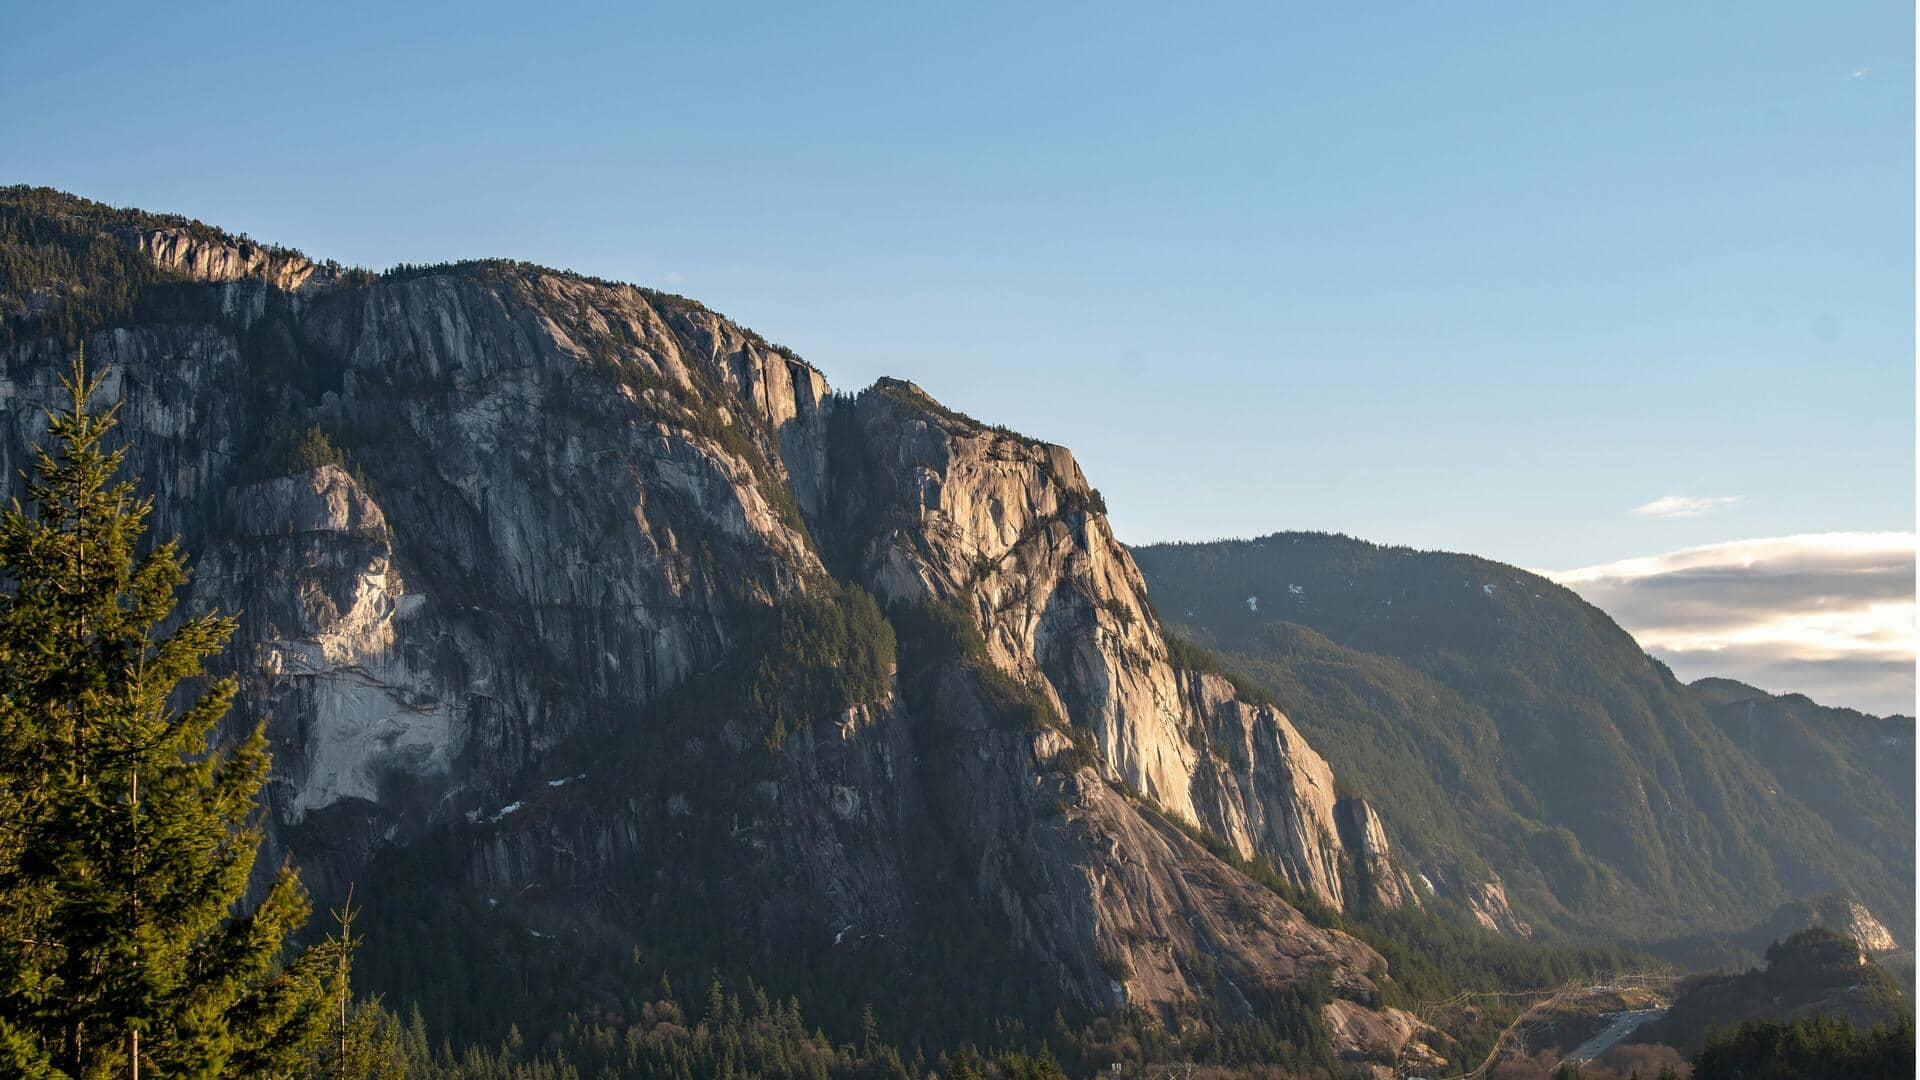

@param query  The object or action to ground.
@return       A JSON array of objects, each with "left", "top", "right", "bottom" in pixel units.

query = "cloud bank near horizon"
[{"left": 1549, "top": 532, "right": 1916, "bottom": 717}]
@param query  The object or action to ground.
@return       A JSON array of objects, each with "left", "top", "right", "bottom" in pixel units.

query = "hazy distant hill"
[
  {"left": 1692, "top": 677, "right": 1914, "bottom": 865},
  {"left": 1133, "top": 532, "right": 1914, "bottom": 947}
]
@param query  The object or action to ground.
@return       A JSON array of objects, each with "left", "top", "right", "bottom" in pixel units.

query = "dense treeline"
[
  {"left": 0, "top": 186, "right": 235, "bottom": 346},
  {"left": 1690, "top": 1015, "right": 1915, "bottom": 1080},
  {"left": 303, "top": 982, "right": 1080, "bottom": 1080}
]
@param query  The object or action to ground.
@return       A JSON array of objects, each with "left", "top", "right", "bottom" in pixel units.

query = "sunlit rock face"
[
  {"left": 1750, "top": 894, "right": 1899, "bottom": 955},
  {"left": 0, "top": 195, "right": 1433, "bottom": 1062},
  {"left": 211, "top": 464, "right": 455, "bottom": 824},
  {"left": 826, "top": 381, "right": 1418, "bottom": 915},
  {"left": 135, "top": 227, "right": 325, "bottom": 292}
]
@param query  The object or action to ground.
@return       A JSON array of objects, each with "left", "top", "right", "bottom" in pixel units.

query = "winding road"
[
  {"left": 1556, "top": 1009, "right": 1666, "bottom": 1068},
  {"left": 1410, "top": 972, "right": 1678, "bottom": 1080}
]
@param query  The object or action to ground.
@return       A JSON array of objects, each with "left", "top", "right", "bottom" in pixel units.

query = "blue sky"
[{"left": 4, "top": 2, "right": 1914, "bottom": 705}]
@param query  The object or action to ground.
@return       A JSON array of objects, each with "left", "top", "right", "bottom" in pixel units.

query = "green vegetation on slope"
[
  {"left": 298, "top": 984, "right": 1085, "bottom": 1080},
  {"left": 1133, "top": 532, "right": 1914, "bottom": 946},
  {"left": 1692, "top": 678, "right": 1914, "bottom": 867},
  {"left": 1690, "top": 1014, "right": 1915, "bottom": 1080},
  {"left": 1635, "top": 929, "right": 1913, "bottom": 1056},
  {"left": 0, "top": 185, "right": 240, "bottom": 346}
]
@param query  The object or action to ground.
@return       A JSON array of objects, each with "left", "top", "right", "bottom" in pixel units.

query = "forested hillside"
[{"left": 1133, "top": 533, "right": 1914, "bottom": 948}]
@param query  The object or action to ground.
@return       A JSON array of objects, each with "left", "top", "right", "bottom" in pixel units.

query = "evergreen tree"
[
  {"left": 314, "top": 1000, "right": 408, "bottom": 1080},
  {"left": 0, "top": 353, "right": 331, "bottom": 1076}
]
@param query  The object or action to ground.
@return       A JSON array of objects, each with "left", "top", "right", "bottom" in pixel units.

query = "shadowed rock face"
[
  {"left": 0, "top": 189, "right": 1433, "bottom": 1065},
  {"left": 1336, "top": 796, "right": 1420, "bottom": 912}
]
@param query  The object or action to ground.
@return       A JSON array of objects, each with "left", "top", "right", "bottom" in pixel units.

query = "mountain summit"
[{"left": 0, "top": 187, "right": 1447, "bottom": 1071}]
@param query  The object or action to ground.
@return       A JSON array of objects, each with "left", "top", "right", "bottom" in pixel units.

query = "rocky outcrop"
[
  {"left": 824, "top": 380, "right": 1418, "bottom": 915},
  {"left": 1323, "top": 999, "right": 1448, "bottom": 1077},
  {"left": 1184, "top": 670, "right": 1354, "bottom": 908},
  {"left": 204, "top": 465, "right": 458, "bottom": 825},
  {"left": 1466, "top": 875, "right": 1532, "bottom": 937},
  {"left": 888, "top": 661, "right": 1395, "bottom": 1020},
  {"left": 1445, "top": 869, "right": 1532, "bottom": 938},
  {"left": 1336, "top": 796, "right": 1419, "bottom": 911},
  {"left": 228, "top": 468, "right": 407, "bottom": 791},
  {"left": 2, "top": 260, "right": 836, "bottom": 853},
  {"left": 134, "top": 227, "right": 327, "bottom": 292},
  {"left": 1751, "top": 894, "right": 1898, "bottom": 956},
  {"left": 0, "top": 189, "right": 1437, "bottom": 1064}
]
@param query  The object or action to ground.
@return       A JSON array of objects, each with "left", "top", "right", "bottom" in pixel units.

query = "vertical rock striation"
[{"left": 0, "top": 188, "right": 1436, "bottom": 1068}]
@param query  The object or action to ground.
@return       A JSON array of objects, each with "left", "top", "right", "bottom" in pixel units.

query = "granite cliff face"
[
  {"left": 820, "top": 381, "right": 1416, "bottom": 914},
  {"left": 136, "top": 226, "right": 325, "bottom": 292},
  {"left": 0, "top": 189, "right": 1436, "bottom": 1069}
]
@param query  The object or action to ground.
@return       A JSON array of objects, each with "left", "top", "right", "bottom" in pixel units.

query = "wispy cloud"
[
  {"left": 1629, "top": 494, "right": 1743, "bottom": 518},
  {"left": 663, "top": 271, "right": 686, "bottom": 286},
  {"left": 1849, "top": 65, "right": 1871, "bottom": 79},
  {"left": 1549, "top": 533, "right": 1916, "bottom": 716}
]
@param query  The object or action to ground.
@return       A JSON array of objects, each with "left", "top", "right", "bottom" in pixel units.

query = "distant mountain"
[
  {"left": 1691, "top": 678, "right": 1914, "bottom": 866},
  {"left": 1132, "top": 533, "right": 1915, "bottom": 947}
]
